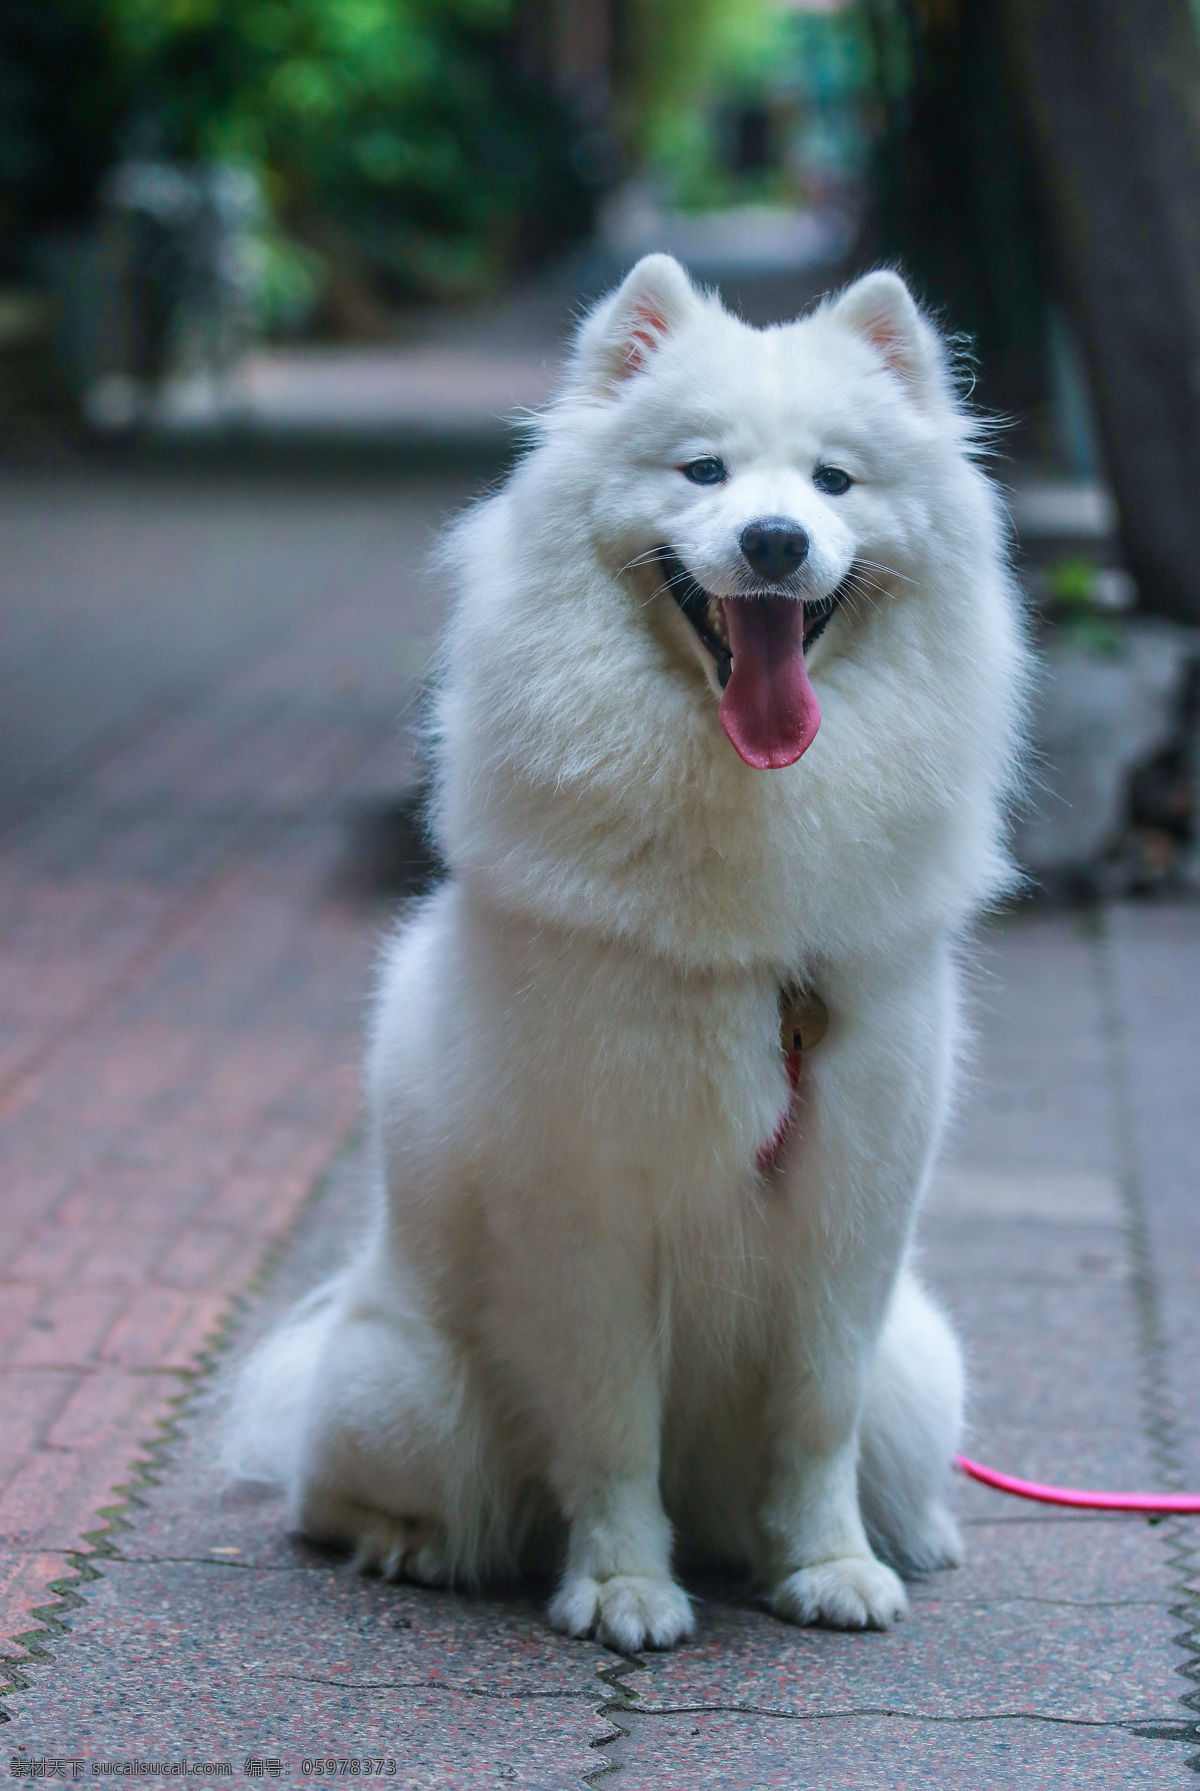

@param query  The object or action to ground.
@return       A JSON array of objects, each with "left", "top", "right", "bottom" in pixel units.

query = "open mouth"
[{"left": 656, "top": 548, "right": 847, "bottom": 770}]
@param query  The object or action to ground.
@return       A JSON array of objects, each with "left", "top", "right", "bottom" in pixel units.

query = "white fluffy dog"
[{"left": 227, "top": 255, "right": 1027, "bottom": 1651}]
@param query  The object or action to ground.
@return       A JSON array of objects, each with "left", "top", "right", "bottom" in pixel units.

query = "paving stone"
[
  {"left": 0, "top": 465, "right": 473, "bottom": 1659},
  {"left": 0, "top": 1549, "right": 73, "bottom": 1651},
  {"left": 952, "top": 1428, "right": 1161, "bottom": 1511},
  {"left": 98, "top": 1289, "right": 200, "bottom": 1368},
  {"left": 949, "top": 913, "right": 1118, "bottom": 1173},
  {"left": 917, "top": 1214, "right": 1130, "bottom": 1287},
  {"left": 28, "top": 1557, "right": 611, "bottom": 1704},
  {"left": 0, "top": 469, "right": 458, "bottom": 831},
  {"left": 608, "top": 1708, "right": 1192, "bottom": 1790},
  {"left": 1107, "top": 904, "right": 1200, "bottom": 1490},
  {"left": 0, "top": 1152, "right": 619, "bottom": 1779},
  {"left": 2, "top": 459, "right": 1198, "bottom": 1785},
  {"left": 10, "top": 1680, "right": 608, "bottom": 1791},
  {"left": 8, "top": 1032, "right": 1195, "bottom": 1780},
  {"left": 0, "top": 1374, "right": 79, "bottom": 1462},
  {"left": 939, "top": 1281, "right": 1145, "bottom": 1429},
  {"left": 934, "top": 1511, "right": 1175, "bottom": 1603},
  {"left": 626, "top": 1570, "right": 1177, "bottom": 1723},
  {"left": 0, "top": 1452, "right": 83, "bottom": 1546}
]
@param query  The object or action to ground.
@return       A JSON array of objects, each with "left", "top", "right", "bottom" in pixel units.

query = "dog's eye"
[
  {"left": 681, "top": 457, "right": 727, "bottom": 486},
  {"left": 813, "top": 465, "right": 853, "bottom": 496}
]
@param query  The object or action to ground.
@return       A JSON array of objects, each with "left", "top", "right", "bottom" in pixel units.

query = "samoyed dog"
[{"left": 227, "top": 255, "right": 1027, "bottom": 1651}]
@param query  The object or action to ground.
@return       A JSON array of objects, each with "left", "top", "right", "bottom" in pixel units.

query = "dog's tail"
[{"left": 220, "top": 1281, "right": 341, "bottom": 1490}]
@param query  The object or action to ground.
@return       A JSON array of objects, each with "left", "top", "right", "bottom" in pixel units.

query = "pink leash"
[
  {"left": 955, "top": 1453, "right": 1200, "bottom": 1513},
  {"left": 759, "top": 1044, "right": 1200, "bottom": 1514}
]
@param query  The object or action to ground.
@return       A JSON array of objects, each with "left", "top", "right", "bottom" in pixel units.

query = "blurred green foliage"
[
  {"left": 619, "top": 0, "right": 774, "bottom": 196},
  {"left": 623, "top": 0, "right": 872, "bottom": 214},
  {"left": 1049, "top": 555, "right": 1102, "bottom": 610},
  {"left": 1045, "top": 556, "right": 1123, "bottom": 657},
  {"left": 0, "top": 0, "right": 591, "bottom": 305}
]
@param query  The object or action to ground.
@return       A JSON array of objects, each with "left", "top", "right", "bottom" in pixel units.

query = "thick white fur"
[{"left": 226, "top": 258, "right": 1028, "bottom": 1652}]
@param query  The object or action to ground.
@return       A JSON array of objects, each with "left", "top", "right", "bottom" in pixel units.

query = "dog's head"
[{"left": 555, "top": 254, "right": 965, "bottom": 772}]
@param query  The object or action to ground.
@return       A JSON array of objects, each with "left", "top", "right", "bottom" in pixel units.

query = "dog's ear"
[
  {"left": 568, "top": 254, "right": 701, "bottom": 397},
  {"left": 829, "top": 271, "right": 951, "bottom": 409}
]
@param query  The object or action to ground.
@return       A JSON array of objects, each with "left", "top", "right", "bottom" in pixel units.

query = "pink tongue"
[{"left": 718, "top": 598, "right": 821, "bottom": 769}]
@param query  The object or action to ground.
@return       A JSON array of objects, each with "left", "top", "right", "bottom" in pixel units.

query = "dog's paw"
[
  {"left": 770, "top": 1555, "right": 907, "bottom": 1630},
  {"left": 349, "top": 1513, "right": 451, "bottom": 1586},
  {"left": 548, "top": 1572, "right": 695, "bottom": 1652}
]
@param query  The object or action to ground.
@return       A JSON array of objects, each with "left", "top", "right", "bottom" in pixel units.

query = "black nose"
[{"left": 740, "top": 518, "right": 810, "bottom": 584}]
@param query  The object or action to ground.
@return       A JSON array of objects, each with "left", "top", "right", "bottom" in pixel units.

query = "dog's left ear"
[
  {"left": 568, "top": 253, "right": 701, "bottom": 398},
  {"left": 829, "top": 271, "right": 952, "bottom": 411}
]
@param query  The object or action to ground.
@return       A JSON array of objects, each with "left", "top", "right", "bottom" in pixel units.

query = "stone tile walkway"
[
  {"left": 0, "top": 459, "right": 467, "bottom": 1671},
  {"left": 229, "top": 347, "right": 559, "bottom": 441},
  {"left": 0, "top": 459, "right": 1198, "bottom": 1787}
]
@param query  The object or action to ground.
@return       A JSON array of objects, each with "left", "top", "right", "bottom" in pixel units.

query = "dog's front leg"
[
  {"left": 548, "top": 1433, "right": 695, "bottom": 1653},
  {"left": 759, "top": 943, "right": 956, "bottom": 1630},
  {"left": 491, "top": 1200, "right": 694, "bottom": 1652}
]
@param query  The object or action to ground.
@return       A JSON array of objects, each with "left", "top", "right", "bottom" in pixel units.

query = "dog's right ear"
[
  {"left": 567, "top": 254, "right": 700, "bottom": 398},
  {"left": 827, "top": 271, "right": 953, "bottom": 412}
]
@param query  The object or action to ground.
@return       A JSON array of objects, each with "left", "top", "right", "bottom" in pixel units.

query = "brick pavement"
[
  {"left": 0, "top": 459, "right": 1198, "bottom": 1785},
  {"left": 3, "top": 901, "right": 1199, "bottom": 1783},
  {"left": 0, "top": 460, "right": 474, "bottom": 1666}
]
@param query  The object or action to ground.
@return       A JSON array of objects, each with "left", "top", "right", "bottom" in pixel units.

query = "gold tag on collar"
[{"left": 780, "top": 985, "right": 829, "bottom": 1054}]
